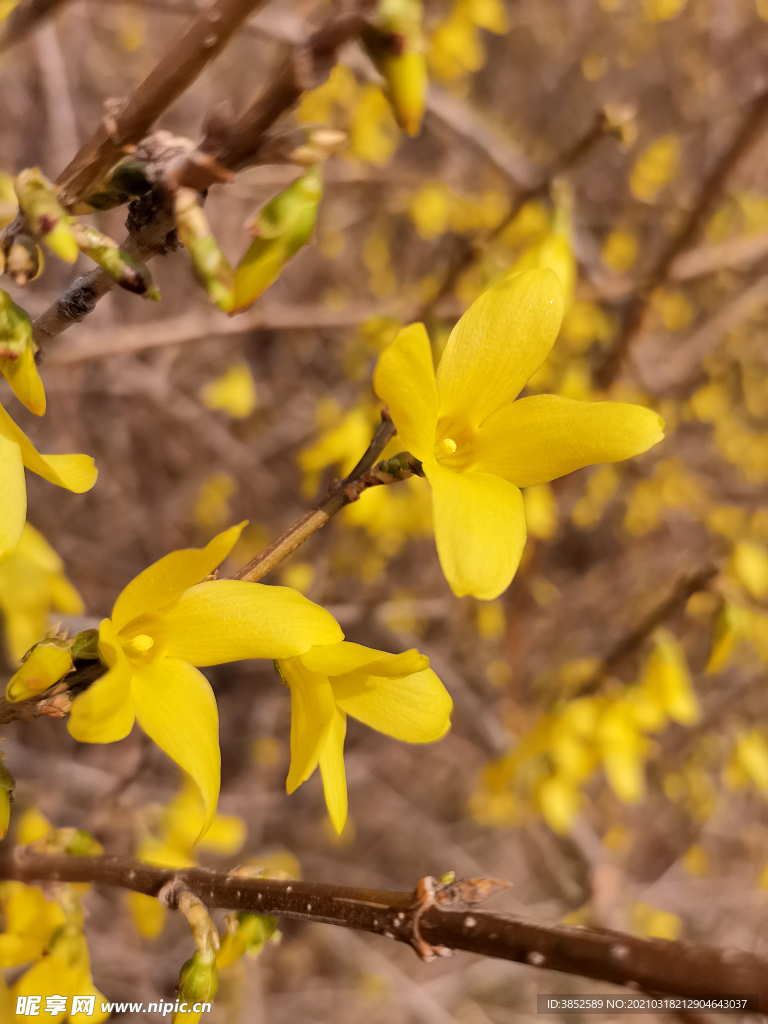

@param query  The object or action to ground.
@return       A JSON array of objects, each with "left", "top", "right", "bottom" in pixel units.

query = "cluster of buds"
[
  {"left": 171, "top": 127, "right": 341, "bottom": 316},
  {"left": 1, "top": 167, "right": 159, "bottom": 299}
]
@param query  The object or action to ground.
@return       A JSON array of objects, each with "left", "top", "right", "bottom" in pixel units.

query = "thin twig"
[
  {"left": 0, "top": 847, "right": 766, "bottom": 1003},
  {"left": 44, "top": 300, "right": 403, "bottom": 365},
  {"left": 595, "top": 87, "right": 768, "bottom": 388},
  {"left": 419, "top": 111, "right": 610, "bottom": 322},
  {"left": 230, "top": 413, "right": 398, "bottom": 582},
  {"left": 569, "top": 563, "right": 720, "bottom": 699},
  {"left": 175, "top": 0, "right": 374, "bottom": 187},
  {"left": 55, "top": 0, "right": 269, "bottom": 208}
]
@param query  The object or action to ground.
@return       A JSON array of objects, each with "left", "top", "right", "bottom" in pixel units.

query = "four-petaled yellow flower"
[
  {"left": 277, "top": 641, "right": 452, "bottom": 832},
  {"left": 68, "top": 524, "right": 342, "bottom": 835},
  {"left": 0, "top": 402, "right": 97, "bottom": 563},
  {"left": 374, "top": 268, "right": 665, "bottom": 599}
]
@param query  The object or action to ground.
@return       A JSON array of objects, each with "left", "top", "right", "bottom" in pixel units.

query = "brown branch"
[
  {"left": 0, "top": 847, "right": 765, "bottom": 1004},
  {"left": 418, "top": 110, "right": 610, "bottom": 322},
  {"left": 55, "top": 0, "right": 269, "bottom": 209},
  {"left": 595, "top": 87, "right": 768, "bottom": 388},
  {"left": 570, "top": 563, "right": 720, "bottom": 699},
  {"left": 31, "top": 180, "right": 180, "bottom": 346},
  {"left": 230, "top": 413, "right": 398, "bottom": 582},
  {"left": 44, "top": 300, "right": 403, "bottom": 365},
  {"left": 175, "top": 0, "right": 374, "bottom": 188}
]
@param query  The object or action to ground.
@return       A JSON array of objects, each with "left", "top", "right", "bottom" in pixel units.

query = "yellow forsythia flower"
[
  {"left": 0, "top": 289, "right": 45, "bottom": 415},
  {"left": 732, "top": 541, "right": 768, "bottom": 599},
  {"left": 0, "top": 882, "right": 67, "bottom": 967},
  {"left": 12, "top": 928, "right": 108, "bottom": 1022},
  {"left": 630, "top": 135, "right": 681, "bottom": 203},
  {"left": 0, "top": 523, "right": 84, "bottom": 664},
  {"left": 640, "top": 630, "right": 700, "bottom": 726},
  {"left": 277, "top": 642, "right": 451, "bottom": 832},
  {"left": 349, "top": 85, "right": 401, "bottom": 165},
  {"left": 200, "top": 363, "right": 257, "bottom": 419},
  {"left": 67, "top": 524, "right": 342, "bottom": 835},
  {"left": 0, "top": 403, "right": 97, "bottom": 563},
  {"left": 537, "top": 774, "right": 581, "bottom": 834},
  {"left": 601, "top": 227, "right": 639, "bottom": 273},
  {"left": 374, "top": 269, "right": 664, "bottom": 599}
]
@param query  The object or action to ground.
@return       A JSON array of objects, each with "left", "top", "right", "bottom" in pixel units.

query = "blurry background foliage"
[{"left": 3, "top": 0, "right": 768, "bottom": 1018}]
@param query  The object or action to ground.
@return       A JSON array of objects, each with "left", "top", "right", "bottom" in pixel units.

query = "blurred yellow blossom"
[
  {"left": 601, "top": 227, "right": 639, "bottom": 273},
  {"left": 476, "top": 599, "right": 505, "bottom": 639},
  {"left": 193, "top": 472, "right": 236, "bottom": 533},
  {"left": 572, "top": 465, "right": 621, "bottom": 530},
  {"left": 630, "top": 902, "right": 681, "bottom": 939},
  {"left": 731, "top": 541, "right": 768, "bottom": 599},
  {"left": 683, "top": 844, "right": 709, "bottom": 876},
  {"left": 349, "top": 85, "right": 401, "bottom": 165},
  {"left": 644, "top": 0, "right": 686, "bottom": 20},
  {"left": 630, "top": 134, "right": 681, "bottom": 203},
  {"left": 0, "top": 523, "right": 84, "bottom": 665},
  {"left": 523, "top": 483, "right": 558, "bottom": 540},
  {"left": 654, "top": 289, "right": 694, "bottom": 331},
  {"left": 128, "top": 777, "right": 246, "bottom": 939},
  {"left": 428, "top": 0, "right": 508, "bottom": 81},
  {"left": 280, "top": 562, "right": 316, "bottom": 594},
  {"left": 200, "top": 363, "right": 257, "bottom": 419}
]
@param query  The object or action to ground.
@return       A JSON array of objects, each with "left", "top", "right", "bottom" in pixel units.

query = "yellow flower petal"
[
  {"left": 424, "top": 461, "right": 526, "bottom": 599},
  {"left": 301, "top": 640, "right": 428, "bottom": 678},
  {"left": 2, "top": 344, "right": 46, "bottom": 416},
  {"left": 132, "top": 657, "right": 220, "bottom": 837},
  {"left": 333, "top": 666, "right": 451, "bottom": 742},
  {"left": 318, "top": 707, "right": 348, "bottom": 833},
  {"left": 474, "top": 395, "right": 664, "bottom": 487},
  {"left": 68, "top": 619, "right": 134, "bottom": 743},
  {"left": 0, "top": 430, "right": 25, "bottom": 563},
  {"left": 436, "top": 269, "right": 563, "bottom": 427},
  {"left": 281, "top": 656, "right": 336, "bottom": 793},
  {"left": 111, "top": 523, "right": 246, "bottom": 632},
  {"left": 373, "top": 322, "right": 438, "bottom": 461},
  {"left": 127, "top": 891, "right": 168, "bottom": 940},
  {"left": 152, "top": 580, "right": 343, "bottom": 665},
  {"left": 0, "top": 403, "right": 97, "bottom": 492}
]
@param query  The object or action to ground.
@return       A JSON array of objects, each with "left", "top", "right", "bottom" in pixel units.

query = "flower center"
[
  {"left": 124, "top": 633, "right": 154, "bottom": 654},
  {"left": 434, "top": 419, "right": 477, "bottom": 471}
]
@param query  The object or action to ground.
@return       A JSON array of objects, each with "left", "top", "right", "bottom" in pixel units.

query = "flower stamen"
[{"left": 125, "top": 633, "right": 154, "bottom": 653}]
